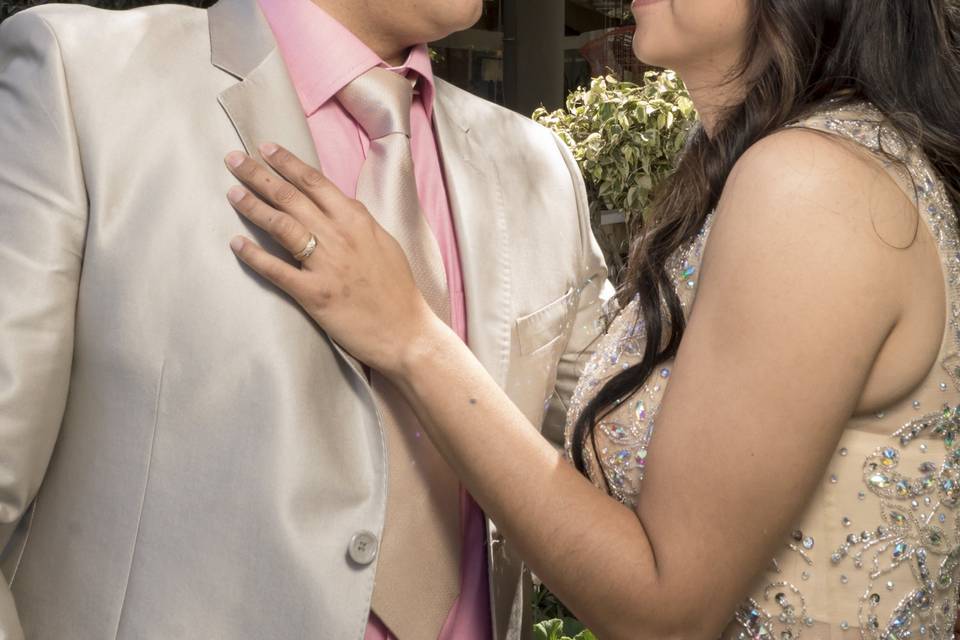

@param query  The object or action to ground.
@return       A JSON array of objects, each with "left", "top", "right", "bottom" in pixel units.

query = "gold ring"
[{"left": 294, "top": 234, "right": 318, "bottom": 261}]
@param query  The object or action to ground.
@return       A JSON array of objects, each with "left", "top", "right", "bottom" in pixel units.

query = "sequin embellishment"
[{"left": 563, "top": 212, "right": 715, "bottom": 503}]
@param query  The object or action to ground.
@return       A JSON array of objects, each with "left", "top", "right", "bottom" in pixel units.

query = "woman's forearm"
[{"left": 391, "top": 320, "right": 699, "bottom": 640}]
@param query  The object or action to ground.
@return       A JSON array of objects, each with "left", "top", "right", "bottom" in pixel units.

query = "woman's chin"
[{"left": 632, "top": 41, "right": 669, "bottom": 69}]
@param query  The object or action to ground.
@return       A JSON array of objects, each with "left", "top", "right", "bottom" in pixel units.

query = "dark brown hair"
[{"left": 571, "top": 0, "right": 960, "bottom": 473}]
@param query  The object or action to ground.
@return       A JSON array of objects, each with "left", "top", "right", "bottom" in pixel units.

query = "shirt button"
[{"left": 348, "top": 531, "right": 379, "bottom": 566}]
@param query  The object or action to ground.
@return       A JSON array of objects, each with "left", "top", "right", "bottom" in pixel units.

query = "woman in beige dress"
[{"left": 220, "top": 0, "right": 960, "bottom": 637}]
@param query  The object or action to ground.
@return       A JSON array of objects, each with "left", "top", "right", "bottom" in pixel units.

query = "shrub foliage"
[{"left": 533, "top": 71, "right": 696, "bottom": 280}]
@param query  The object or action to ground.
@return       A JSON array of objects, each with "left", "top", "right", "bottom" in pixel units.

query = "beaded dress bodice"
[{"left": 563, "top": 104, "right": 960, "bottom": 638}]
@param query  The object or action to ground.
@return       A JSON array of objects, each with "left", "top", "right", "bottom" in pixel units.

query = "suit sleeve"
[
  {"left": 540, "top": 133, "right": 615, "bottom": 450},
  {"left": 0, "top": 11, "right": 87, "bottom": 635}
]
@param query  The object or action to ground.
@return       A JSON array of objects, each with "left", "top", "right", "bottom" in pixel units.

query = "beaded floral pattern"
[
  {"left": 564, "top": 213, "right": 715, "bottom": 504},
  {"left": 564, "top": 103, "right": 960, "bottom": 639}
]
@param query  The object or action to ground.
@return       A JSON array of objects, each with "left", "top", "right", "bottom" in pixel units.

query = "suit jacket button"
[{"left": 348, "top": 531, "right": 379, "bottom": 565}]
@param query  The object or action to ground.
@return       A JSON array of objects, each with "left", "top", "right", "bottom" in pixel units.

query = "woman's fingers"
[
  {"left": 227, "top": 186, "right": 318, "bottom": 262},
  {"left": 257, "top": 143, "right": 353, "bottom": 220},
  {"left": 225, "top": 150, "right": 319, "bottom": 226},
  {"left": 229, "top": 235, "right": 307, "bottom": 299}
]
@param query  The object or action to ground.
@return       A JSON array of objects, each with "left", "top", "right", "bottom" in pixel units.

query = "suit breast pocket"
[{"left": 515, "top": 288, "right": 576, "bottom": 356}]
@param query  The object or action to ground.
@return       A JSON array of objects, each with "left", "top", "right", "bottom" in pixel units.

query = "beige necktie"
[{"left": 337, "top": 67, "right": 462, "bottom": 640}]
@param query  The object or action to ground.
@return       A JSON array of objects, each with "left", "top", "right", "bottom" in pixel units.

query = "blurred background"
[
  {"left": 432, "top": 0, "right": 639, "bottom": 114},
  {"left": 0, "top": 0, "right": 640, "bottom": 115}
]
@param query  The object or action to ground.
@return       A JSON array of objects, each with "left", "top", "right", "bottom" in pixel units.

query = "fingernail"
[
  {"left": 225, "top": 151, "right": 246, "bottom": 168},
  {"left": 230, "top": 237, "right": 245, "bottom": 252},
  {"left": 227, "top": 186, "right": 246, "bottom": 203},
  {"left": 259, "top": 142, "right": 279, "bottom": 157}
]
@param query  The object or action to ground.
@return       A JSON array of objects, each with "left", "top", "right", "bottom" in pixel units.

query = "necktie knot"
[{"left": 336, "top": 66, "right": 414, "bottom": 140}]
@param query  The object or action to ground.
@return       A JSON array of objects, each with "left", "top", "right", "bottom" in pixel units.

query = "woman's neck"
[{"left": 676, "top": 58, "right": 749, "bottom": 138}]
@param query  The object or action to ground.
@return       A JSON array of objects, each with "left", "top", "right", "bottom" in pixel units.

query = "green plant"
[
  {"left": 533, "top": 71, "right": 697, "bottom": 280},
  {"left": 532, "top": 577, "right": 597, "bottom": 639},
  {"left": 532, "top": 579, "right": 574, "bottom": 624},
  {"left": 533, "top": 618, "right": 598, "bottom": 640}
]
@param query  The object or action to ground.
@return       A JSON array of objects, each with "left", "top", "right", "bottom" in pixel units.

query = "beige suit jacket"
[{"left": 0, "top": 1, "right": 610, "bottom": 638}]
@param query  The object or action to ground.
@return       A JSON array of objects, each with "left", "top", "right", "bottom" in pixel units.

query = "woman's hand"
[{"left": 223, "top": 143, "right": 444, "bottom": 376}]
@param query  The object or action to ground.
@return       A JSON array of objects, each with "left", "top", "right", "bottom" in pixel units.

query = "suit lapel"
[
  {"left": 209, "top": 0, "right": 321, "bottom": 169},
  {"left": 208, "top": 3, "right": 513, "bottom": 390},
  {"left": 208, "top": 0, "right": 276, "bottom": 80},
  {"left": 434, "top": 82, "right": 521, "bottom": 640},
  {"left": 433, "top": 81, "right": 512, "bottom": 390},
  {"left": 217, "top": 49, "right": 322, "bottom": 170},
  {"left": 208, "top": 0, "right": 365, "bottom": 379}
]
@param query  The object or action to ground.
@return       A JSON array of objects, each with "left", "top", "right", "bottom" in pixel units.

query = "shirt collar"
[{"left": 257, "top": 0, "right": 437, "bottom": 121}]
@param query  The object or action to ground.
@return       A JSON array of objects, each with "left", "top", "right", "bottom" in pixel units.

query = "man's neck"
[{"left": 310, "top": 0, "right": 410, "bottom": 66}]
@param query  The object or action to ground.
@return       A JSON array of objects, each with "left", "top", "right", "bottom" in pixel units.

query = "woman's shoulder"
[
  {"left": 731, "top": 117, "right": 895, "bottom": 196},
  {"left": 717, "top": 115, "right": 921, "bottom": 257},
  {"left": 692, "top": 115, "right": 920, "bottom": 350}
]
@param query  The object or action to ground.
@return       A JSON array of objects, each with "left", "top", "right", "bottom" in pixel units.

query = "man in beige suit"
[{"left": 0, "top": 0, "right": 610, "bottom": 638}]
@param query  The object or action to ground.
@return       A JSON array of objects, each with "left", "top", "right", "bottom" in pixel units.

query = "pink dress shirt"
[{"left": 256, "top": 1, "right": 491, "bottom": 639}]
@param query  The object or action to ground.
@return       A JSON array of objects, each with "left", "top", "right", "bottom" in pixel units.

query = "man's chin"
[{"left": 427, "top": 2, "right": 483, "bottom": 40}]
